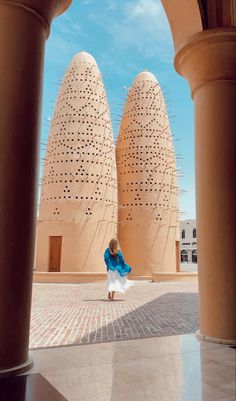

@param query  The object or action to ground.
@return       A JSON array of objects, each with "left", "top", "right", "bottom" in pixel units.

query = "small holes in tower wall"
[
  {"left": 36, "top": 52, "right": 117, "bottom": 272},
  {"left": 116, "top": 71, "right": 179, "bottom": 275}
]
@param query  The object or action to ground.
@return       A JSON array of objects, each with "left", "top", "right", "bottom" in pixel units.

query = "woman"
[{"left": 104, "top": 238, "right": 133, "bottom": 300}]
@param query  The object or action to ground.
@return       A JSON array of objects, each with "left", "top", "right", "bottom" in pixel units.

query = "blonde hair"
[{"left": 109, "top": 238, "right": 119, "bottom": 255}]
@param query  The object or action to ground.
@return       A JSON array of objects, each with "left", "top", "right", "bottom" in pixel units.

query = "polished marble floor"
[
  {"left": 29, "top": 333, "right": 235, "bottom": 401},
  {"left": 0, "top": 374, "right": 67, "bottom": 401}
]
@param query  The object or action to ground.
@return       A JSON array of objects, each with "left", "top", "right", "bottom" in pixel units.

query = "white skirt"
[{"left": 107, "top": 270, "right": 133, "bottom": 293}]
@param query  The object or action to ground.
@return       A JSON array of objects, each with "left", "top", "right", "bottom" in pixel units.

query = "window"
[
  {"left": 181, "top": 250, "right": 188, "bottom": 263},
  {"left": 181, "top": 229, "right": 185, "bottom": 239},
  {"left": 192, "top": 250, "right": 197, "bottom": 263},
  {"left": 193, "top": 228, "right": 197, "bottom": 238}
]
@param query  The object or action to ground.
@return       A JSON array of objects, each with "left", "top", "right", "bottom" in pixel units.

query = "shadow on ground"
[
  {"left": 80, "top": 292, "right": 199, "bottom": 345},
  {"left": 83, "top": 299, "right": 125, "bottom": 302}
]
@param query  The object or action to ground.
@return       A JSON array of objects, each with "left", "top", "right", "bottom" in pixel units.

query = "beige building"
[
  {"left": 35, "top": 52, "right": 117, "bottom": 273},
  {"left": 116, "top": 71, "right": 179, "bottom": 278},
  {"left": 180, "top": 219, "right": 197, "bottom": 263},
  {"left": 35, "top": 63, "right": 181, "bottom": 279}
]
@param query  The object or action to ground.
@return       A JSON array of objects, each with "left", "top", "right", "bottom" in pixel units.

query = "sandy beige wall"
[
  {"left": 35, "top": 52, "right": 117, "bottom": 273},
  {"left": 36, "top": 219, "right": 114, "bottom": 272},
  {"left": 117, "top": 71, "right": 179, "bottom": 276}
]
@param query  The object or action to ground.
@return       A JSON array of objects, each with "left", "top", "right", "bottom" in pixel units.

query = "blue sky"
[{"left": 41, "top": 0, "right": 196, "bottom": 219}]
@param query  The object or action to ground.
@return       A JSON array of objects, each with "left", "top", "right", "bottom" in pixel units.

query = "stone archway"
[
  {"left": 161, "top": 0, "right": 203, "bottom": 50},
  {"left": 161, "top": 0, "right": 236, "bottom": 344},
  {"left": 0, "top": 0, "right": 73, "bottom": 377},
  {"left": 0, "top": 0, "right": 235, "bottom": 378}
]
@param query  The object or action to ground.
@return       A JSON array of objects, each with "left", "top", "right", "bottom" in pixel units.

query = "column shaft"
[
  {"left": 0, "top": 3, "right": 45, "bottom": 373},
  {"left": 175, "top": 28, "right": 236, "bottom": 342},
  {"left": 195, "top": 81, "right": 236, "bottom": 340}
]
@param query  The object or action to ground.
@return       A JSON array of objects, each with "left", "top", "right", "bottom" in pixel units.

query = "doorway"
[
  {"left": 49, "top": 236, "right": 62, "bottom": 272},
  {"left": 192, "top": 249, "right": 198, "bottom": 263},
  {"left": 181, "top": 250, "right": 188, "bottom": 262}
]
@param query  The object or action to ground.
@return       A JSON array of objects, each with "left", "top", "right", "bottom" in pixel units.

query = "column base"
[
  {"left": 196, "top": 330, "right": 236, "bottom": 346},
  {"left": 0, "top": 355, "right": 33, "bottom": 378}
]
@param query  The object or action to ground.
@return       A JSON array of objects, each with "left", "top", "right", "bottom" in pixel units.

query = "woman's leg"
[
  {"left": 111, "top": 291, "right": 115, "bottom": 300},
  {"left": 108, "top": 292, "right": 112, "bottom": 300}
]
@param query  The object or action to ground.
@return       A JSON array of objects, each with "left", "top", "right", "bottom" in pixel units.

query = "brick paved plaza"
[{"left": 30, "top": 281, "right": 199, "bottom": 349}]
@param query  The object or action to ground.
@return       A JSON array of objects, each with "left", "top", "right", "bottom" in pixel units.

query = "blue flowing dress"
[{"left": 104, "top": 249, "right": 133, "bottom": 293}]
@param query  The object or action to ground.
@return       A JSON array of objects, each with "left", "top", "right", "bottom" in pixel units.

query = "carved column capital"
[
  {"left": 174, "top": 28, "right": 236, "bottom": 97},
  {"left": 0, "top": 0, "right": 72, "bottom": 35}
]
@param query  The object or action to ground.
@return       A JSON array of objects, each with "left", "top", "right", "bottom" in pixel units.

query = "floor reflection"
[
  {"left": 18, "top": 333, "right": 235, "bottom": 401},
  {"left": 0, "top": 374, "right": 67, "bottom": 401}
]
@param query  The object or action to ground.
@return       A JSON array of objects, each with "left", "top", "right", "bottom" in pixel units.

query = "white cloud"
[
  {"left": 89, "top": 0, "right": 173, "bottom": 61},
  {"left": 107, "top": 0, "right": 117, "bottom": 10},
  {"left": 45, "top": 11, "right": 84, "bottom": 68},
  {"left": 80, "top": 0, "right": 93, "bottom": 5},
  {"left": 54, "top": 12, "right": 83, "bottom": 37},
  {"left": 128, "top": 0, "right": 164, "bottom": 22}
]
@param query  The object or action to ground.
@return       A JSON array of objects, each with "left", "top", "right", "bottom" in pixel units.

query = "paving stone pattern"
[{"left": 30, "top": 281, "right": 199, "bottom": 349}]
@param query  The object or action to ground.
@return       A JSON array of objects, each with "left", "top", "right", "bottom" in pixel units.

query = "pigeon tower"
[
  {"left": 116, "top": 71, "right": 179, "bottom": 276},
  {"left": 36, "top": 52, "right": 117, "bottom": 273}
]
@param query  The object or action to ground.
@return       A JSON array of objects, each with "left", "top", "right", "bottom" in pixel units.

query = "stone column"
[
  {"left": 175, "top": 28, "right": 236, "bottom": 343},
  {"left": 0, "top": 0, "right": 72, "bottom": 376}
]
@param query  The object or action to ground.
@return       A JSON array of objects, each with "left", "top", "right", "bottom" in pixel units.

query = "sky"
[{"left": 41, "top": 0, "right": 196, "bottom": 220}]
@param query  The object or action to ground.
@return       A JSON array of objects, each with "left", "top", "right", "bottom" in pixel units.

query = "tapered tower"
[
  {"left": 116, "top": 71, "right": 179, "bottom": 277},
  {"left": 36, "top": 52, "right": 117, "bottom": 273}
]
